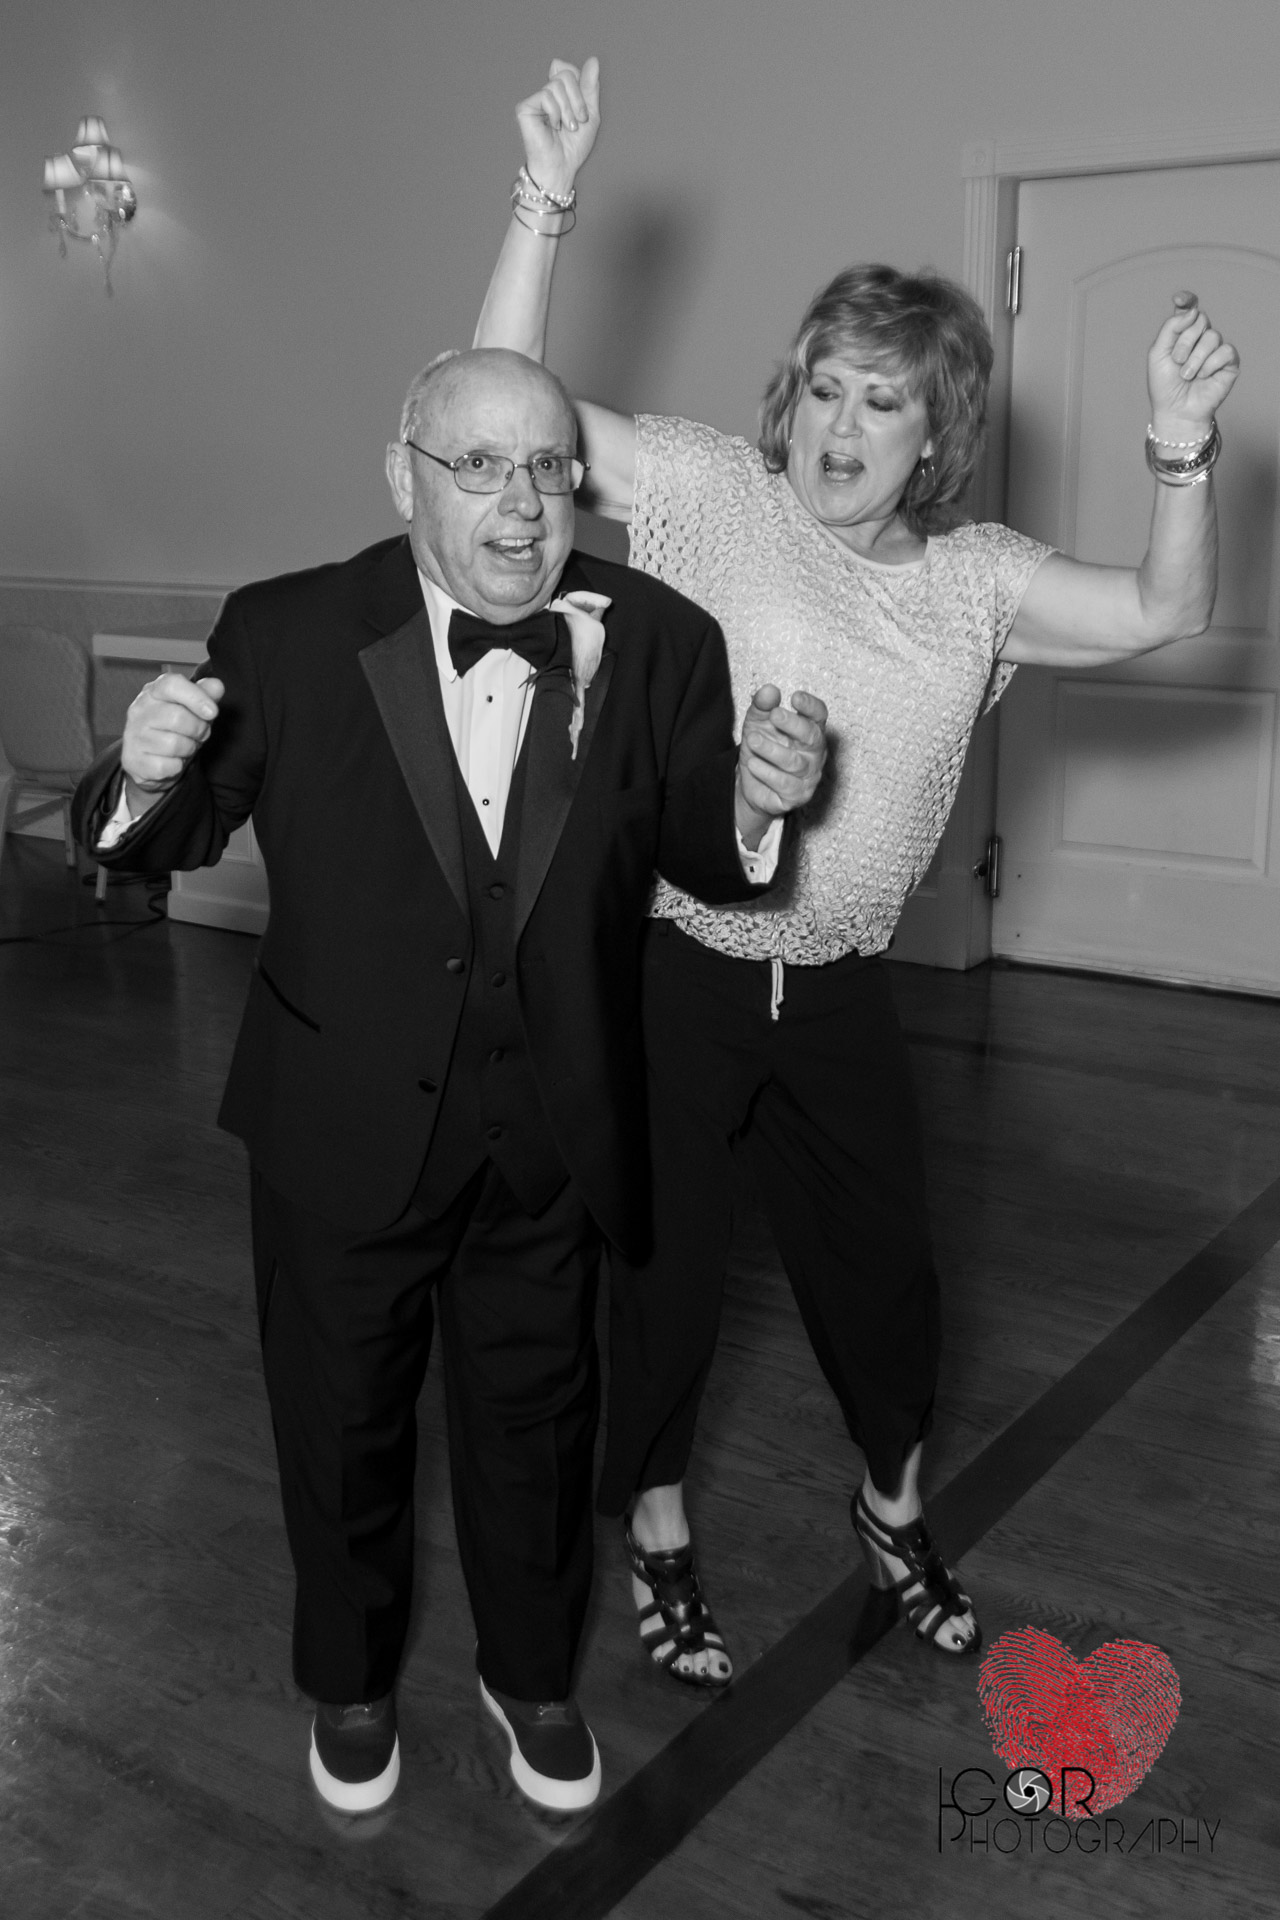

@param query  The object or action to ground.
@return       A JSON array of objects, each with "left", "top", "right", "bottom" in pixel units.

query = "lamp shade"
[
  {"left": 74, "top": 116, "right": 109, "bottom": 147},
  {"left": 85, "top": 145, "right": 128, "bottom": 182},
  {"left": 42, "top": 153, "right": 82, "bottom": 192}
]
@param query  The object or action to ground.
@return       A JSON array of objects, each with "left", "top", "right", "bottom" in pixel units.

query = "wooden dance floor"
[{"left": 1, "top": 837, "right": 1276, "bottom": 1919}]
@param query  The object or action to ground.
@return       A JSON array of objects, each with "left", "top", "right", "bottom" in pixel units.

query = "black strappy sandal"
[
  {"left": 852, "top": 1491, "right": 981, "bottom": 1656},
  {"left": 623, "top": 1521, "right": 733, "bottom": 1689}
]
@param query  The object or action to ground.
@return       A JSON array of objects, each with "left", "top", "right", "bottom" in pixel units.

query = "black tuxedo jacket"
[{"left": 74, "top": 535, "right": 761, "bottom": 1252}]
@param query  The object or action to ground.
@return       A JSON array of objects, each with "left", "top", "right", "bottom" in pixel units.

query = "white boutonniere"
[{"left": 549, "top": 591, "right": 611, "bottom": 759}]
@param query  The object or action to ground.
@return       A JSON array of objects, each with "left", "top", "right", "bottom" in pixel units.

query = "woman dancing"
[{"left": 473, "top": 57, "right": 1239, "bottom": 1685}]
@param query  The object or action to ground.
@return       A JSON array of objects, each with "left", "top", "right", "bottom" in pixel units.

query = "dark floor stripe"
[
  {"left": 482, "top": 1170, "right": 1280, "bottom": 1920},
  {"left": 925, "top": 1168, "right": 1280, "bottom": 1550},
  {"left": 903, "top": 1027, "right": 1280, "bottom": 1110}
]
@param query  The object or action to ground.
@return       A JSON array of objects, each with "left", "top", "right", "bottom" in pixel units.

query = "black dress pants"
[
  {"left": 251, "top": 1162, "right": 600, "bottom": 1705},
  {"left": 598, "top": 920, "right": 940, "bottom": 1513}
]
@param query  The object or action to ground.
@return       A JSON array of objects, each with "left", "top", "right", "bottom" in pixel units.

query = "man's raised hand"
[
  {"left": 735, "top": 685, "right": 828, "bottom": 849},
  {"left": 121, "top": 673, "right": 224, "bottom": 812},
  {"left": 516, "top": 57, "right": 601, "bottom": 201}
]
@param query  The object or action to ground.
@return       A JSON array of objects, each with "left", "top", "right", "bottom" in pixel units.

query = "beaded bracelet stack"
[
  {"left": 1144, "top": 420, "right": 1221, "bottom": 487},
  {"left": 511, "top": 165, "right": 576, "bottom": 237}
]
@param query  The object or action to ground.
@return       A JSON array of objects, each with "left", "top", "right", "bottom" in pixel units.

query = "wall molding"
[
  {"left": 963, "top": 118, "right": 1280, "bottom": 183},
  {"left": 0, "top": 575, "right": 225, "bottom": 738},
  {"left": 0, "top": 572, "right": 229, "bottom": 598},
  {"left": 960, "top": 119, "right": 1280, "bottom": 360}
]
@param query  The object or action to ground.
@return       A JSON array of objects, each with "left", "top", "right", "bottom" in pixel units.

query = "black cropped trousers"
[{"left": 598, "top": 919, "right": 940, "bottom": 1514}]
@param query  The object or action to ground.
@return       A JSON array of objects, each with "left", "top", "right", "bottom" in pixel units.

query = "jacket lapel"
[
  {"left": 514, "top": 641, "right": 615, "bottom": 941},
  {"left": 360, "top": 607, "right": 469, "bottom": 924},
  {"left": 354, "top": 540, "right": 616, "bottom": 940}
]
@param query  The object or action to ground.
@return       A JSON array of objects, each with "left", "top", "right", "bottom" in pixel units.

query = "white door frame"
[
  {"left": 961, "top": 116, "right": 1280, "bottom": 512},
  {"left": 928, "top": 118, "right": 1280, "bottom": 971}
]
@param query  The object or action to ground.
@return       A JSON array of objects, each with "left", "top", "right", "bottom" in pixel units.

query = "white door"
[{"left": 992, "top": 162, "right": 1280, "bottom": 994}]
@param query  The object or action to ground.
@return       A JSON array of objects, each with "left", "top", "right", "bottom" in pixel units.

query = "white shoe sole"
[
  {"left": 479, "top": 1679, "right": 601, "bottom": 1811},
  {"left": 309, "top": 1726, "right": 401, "bottom": 1813}
]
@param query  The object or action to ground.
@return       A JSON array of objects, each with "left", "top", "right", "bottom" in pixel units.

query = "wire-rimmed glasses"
[{"left": 404, "top": 440, "right": 588, "bottom": 495}]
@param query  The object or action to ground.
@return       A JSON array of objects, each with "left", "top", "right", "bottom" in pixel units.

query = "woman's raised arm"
[
  {"left": 473, "top": 57, "right": 638, "bottom": 521},
  {"left": 1002, "top": 294, "right": 1241, "bottom": 666}
]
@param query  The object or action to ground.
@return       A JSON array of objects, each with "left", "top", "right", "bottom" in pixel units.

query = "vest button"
[
  {"left": 486, "top": 1124, "right": 503, "bottom": 1141},
  {"left": 487, "top": 883, "right": 506, "bottom": 900},
  {"left": 418, "top": 1078, "right": 437, "bottom": 1093},
  {"left": 491, "top": 970, "right": 506, "bottom": 988},
  {"left": 445, "top": 957, "right": 465, "bottom": 974},
  {"left": 489, "top": 1049, "right": 504, "bottom": 1065}
]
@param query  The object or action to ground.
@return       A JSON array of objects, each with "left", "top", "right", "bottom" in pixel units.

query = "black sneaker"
[
  {"left": 309, "top": 1694, "right": 400, "bottom": 1813},
  {"left": 479, "top": 1678, "right": 601, "bottom": 1811}
]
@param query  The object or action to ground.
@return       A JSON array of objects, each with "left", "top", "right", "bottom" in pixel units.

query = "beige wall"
[{"left": 3, "top": 0, "right": 1279, "bottom": 592}]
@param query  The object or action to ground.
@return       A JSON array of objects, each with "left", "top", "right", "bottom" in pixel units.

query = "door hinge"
[
  {"left": 974, "top": 834, "right": 1002, "bottom": 898},
  {"left": 1005, "top": 246, "right": 1022, "bottom": 317}
]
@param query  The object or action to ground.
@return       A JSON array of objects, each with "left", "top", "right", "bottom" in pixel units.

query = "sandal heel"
[
  {"left": 860, "top": 1538, "right": 898, "bottom": 1593},
  {"left": 624, "top": 1521, "right": 733, "bottom": 1691},
  {"left": 851, "top": 1491, "right": 980, "bottom": 1657}
]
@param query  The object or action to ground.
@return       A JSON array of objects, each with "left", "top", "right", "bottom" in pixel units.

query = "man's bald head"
[
  {"left": 400, "top": 349, "right": 577, "bottom": 453},
  {"left": 386, "top": 348, "right": 579, "bottom": 624}
]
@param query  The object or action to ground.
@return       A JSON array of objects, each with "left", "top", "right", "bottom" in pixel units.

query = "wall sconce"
[{"left": 42, "top": 118, "right": 138, "bottom": 294}]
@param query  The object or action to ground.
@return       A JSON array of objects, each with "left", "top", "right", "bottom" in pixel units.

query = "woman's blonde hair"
[{"left": 758, "top": 264, "right": 994, "bottom": 536}]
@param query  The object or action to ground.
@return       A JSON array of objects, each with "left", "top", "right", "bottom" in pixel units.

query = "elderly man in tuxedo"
[{"left": 74, "top": 348, "right": 826, "bottom": 1815}]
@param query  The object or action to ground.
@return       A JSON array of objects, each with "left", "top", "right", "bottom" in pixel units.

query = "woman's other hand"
[
  {"left": 1148, "top": 291, "right": 1240, "bottom": 440},
  {"left": 516, "top": 57, "right": 601, "bottom": 201}
]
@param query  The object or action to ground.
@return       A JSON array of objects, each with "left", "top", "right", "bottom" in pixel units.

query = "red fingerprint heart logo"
[{"left": 978, "top": 1628, "right": 1180, "bottom": 1816}]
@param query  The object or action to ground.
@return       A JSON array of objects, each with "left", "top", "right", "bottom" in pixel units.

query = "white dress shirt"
[
  {"left": 420, "top": 571, "right": 539, "bottom": 856},
  {"left": 98, "top": 567, "right": 782, "bottom": 880}
]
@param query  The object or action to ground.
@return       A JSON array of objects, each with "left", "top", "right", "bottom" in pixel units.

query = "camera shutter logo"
[{"left": 1004, "top": 1768, "right": 1052, "bottom": 1815}]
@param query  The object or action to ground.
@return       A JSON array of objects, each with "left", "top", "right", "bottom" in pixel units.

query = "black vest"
[{"left": 413, "top": 742, "right": 568, "bottom": 1218}]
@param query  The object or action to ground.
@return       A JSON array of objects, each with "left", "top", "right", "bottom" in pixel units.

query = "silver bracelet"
[
  {"left": 1145, "top": 420, "right": 1221, "bottom": 484},
  {"left": 513, "top": 165, "right": 576, "bottom": 212},
  {"left": 511, "top": 201, "right": 576, "bottom": 238}
]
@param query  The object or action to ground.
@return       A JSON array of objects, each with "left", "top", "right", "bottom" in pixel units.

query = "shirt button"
[
  {"left": 491, "top": 971, "right": 506, "bottom": 988},
  {"left": 487, "top": 883, "right": 506, "bottom": 900},
  {"left": 489, "top": 1049, "right": 504, "bottom": 1065},
  {"left": 486, "top": 1124, "right": 503, "bottom": 1141},
  {"left": 445, "top": 957, "right": 465, "bottom": 974},
  {"left": 481, "top": 797, "right": 491, "bottom": 807}
]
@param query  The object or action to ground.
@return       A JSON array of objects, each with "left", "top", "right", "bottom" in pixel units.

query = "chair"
[{"left": 0, "top": 624, "right": 108, "bottom": 901}]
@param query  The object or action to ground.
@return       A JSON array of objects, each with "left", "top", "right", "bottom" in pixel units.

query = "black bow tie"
[{"left": 447, "top": 608, "right": 559, "bottom": 679}]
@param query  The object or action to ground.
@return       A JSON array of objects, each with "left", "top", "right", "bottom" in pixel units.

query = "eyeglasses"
[{"left": 404, "top": 439, "right": 588, "bottom": 496}]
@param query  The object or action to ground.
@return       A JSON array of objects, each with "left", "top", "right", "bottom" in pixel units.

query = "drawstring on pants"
[{"left": 769, "top": 959, "right": 785, "bottom": 1022}]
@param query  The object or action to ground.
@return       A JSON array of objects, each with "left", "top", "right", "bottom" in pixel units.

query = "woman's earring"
[{"left": 916, "top": 455, "right": 936, "bottom": 492}]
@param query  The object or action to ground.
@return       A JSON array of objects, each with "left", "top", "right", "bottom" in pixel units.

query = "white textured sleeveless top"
[{"left": 632, "top": 413, "right": 1052, "bottom": 963}]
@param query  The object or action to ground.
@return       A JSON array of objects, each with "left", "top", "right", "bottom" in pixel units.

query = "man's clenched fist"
[
  {"left": 734, "top": 684, "right": 828, "bottom": 849},
  {"left": 121, "top": 673, "right": 224, "bottom": 816}
]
